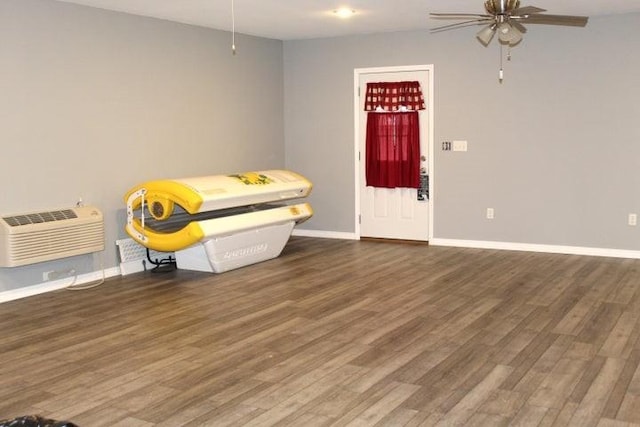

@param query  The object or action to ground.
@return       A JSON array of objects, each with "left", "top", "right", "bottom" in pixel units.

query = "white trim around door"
[{"left": 353, "top": 64, "right": 435, "bottom": 240}]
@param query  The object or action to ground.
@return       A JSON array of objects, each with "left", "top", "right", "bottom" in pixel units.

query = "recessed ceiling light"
[{"left": 333, "top": 8, "right": 356, "bottom": 19}]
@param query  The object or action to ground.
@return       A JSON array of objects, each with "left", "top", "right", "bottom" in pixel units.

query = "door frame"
[{"left": 353, "top": 64, "right": 435, "bottom": 240}]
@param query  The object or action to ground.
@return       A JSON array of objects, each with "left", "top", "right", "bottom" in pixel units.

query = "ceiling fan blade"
[
  {"left": 511, "top": 6, "right": 546, "bottom": 15},
  {"left": 431, "top": 19, "right": 494, "bottom": 32},
  {"left": 430, "top": 13, "right": 492, "bottom": 19},
  {"left": 519, "top": 14, "right": 588, "bottom": 27}
]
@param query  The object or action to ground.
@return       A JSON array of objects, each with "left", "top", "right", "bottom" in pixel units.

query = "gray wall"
[
  {"left": 0, "top": 0, "right": 284, "bottom": 292},
  {"left": 1, "top": 1, "right": 638, "bottom": 295},
  {"left": 284, "top": 14, "right": 640, "bottom": 250}
]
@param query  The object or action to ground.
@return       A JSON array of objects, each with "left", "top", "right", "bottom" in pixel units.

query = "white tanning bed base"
[
  {"left": 124, "top": 170, "right": 312, "bottom": 273},
  {"left": 176, "top": 222, "right": 294, "bottom": 273}
]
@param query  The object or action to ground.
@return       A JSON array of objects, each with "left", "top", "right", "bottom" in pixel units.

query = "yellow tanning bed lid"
[{"left": 124, "top": 170, "right": 312, "bottom": 220}]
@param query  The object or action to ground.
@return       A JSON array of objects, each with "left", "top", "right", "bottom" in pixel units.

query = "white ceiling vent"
[{"left": 0, "top": 206, "right": 104, "bottom": 267}]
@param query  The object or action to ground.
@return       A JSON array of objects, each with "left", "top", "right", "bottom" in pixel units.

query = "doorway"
[{"left": 354, "top": 65, "right": 434, "bottom": 241}]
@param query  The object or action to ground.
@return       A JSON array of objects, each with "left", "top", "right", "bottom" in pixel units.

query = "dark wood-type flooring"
[{"left": 2, "top": 237, "right": 640, "bottom": 426}]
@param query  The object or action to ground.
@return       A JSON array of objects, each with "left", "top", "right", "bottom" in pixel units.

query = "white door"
[{"left": 356, "top": 66, "right": 433, "bottom": 241}]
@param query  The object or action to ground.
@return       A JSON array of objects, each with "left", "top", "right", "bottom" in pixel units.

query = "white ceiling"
[{"left": 54, "top": 0, "right": 640, "bottom": 40}]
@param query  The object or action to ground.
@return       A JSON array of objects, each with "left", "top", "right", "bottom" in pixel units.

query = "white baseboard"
[
  {"left": 429, "top": 238, "right": 640, "bottom": 259},
  {"left": 0, "top": 266, "right": 121, "bottom": 304},
  {"left": 292, "top": 228, "right": 358, "bottom": 240},
  {"left": 293, "top": 230, "right": 640, "bottom": 259}
]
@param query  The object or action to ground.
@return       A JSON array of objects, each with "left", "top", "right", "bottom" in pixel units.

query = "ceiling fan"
[{"left": 431, "top": 0, "right": 588, "bottom": 47}]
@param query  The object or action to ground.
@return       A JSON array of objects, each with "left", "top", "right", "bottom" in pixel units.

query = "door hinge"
[
  {"left": 358, "top": 86, "right": 361, "bottom": 97},
  {"left": 358, "top": 214, "right": 361, "bottom": 224}
]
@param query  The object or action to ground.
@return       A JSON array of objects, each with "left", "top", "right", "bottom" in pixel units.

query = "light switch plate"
[{"left": 453, "top": 140, "right": 467, "bottom": 152}]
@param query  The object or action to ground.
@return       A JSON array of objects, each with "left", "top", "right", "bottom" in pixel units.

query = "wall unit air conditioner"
[{"left": 0, "top": 206, "right": 104, "bottom": 267}]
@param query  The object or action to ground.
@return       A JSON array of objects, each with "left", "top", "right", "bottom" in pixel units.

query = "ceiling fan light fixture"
[
  {"left": 476, "top": 24, "right": 496, "bottom": 46},
  {"left": 497, "top": 22, "right": 522, "bottom": 44}
]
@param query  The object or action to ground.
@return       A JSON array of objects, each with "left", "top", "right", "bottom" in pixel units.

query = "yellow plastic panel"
[
  {"left": 124, "top": 180, "right": 204, "bottom": 215},
  {"left": 128, "top": 218, "right": 205, "bottom": 252}
]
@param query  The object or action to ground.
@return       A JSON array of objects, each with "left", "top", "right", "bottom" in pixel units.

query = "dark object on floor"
[{"left": 0, "top": 415, "right": 78, "bottom": 427}]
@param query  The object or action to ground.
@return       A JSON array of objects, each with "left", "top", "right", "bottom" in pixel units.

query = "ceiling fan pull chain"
[
  {"left": 499, "top": 43, "right": 504, "bottom": 83},
  {"left": 231, "top": 0, "right": 237, "bottom": 55}
]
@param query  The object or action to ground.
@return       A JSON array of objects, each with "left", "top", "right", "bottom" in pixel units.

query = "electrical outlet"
[
  {"left": 486, "top": 208, "right": 495, "bottom": 219},
  {"left": 629, "top": 213, "right": 637, "bottom": 226}
]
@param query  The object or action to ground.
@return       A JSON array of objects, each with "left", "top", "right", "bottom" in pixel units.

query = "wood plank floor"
[{"left": 2, "top": 237, "right": 640, "bottom": 426}]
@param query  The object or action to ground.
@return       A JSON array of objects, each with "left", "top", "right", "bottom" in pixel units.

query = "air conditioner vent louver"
[
  {"left": 3, "top": 209, "right": 78, "bottom": 227},
  {"left": 0, "top": 206, "right": 104, "bottom": 267}
]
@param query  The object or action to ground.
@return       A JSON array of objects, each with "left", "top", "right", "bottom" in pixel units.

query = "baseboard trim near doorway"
[
  {"left": 360, "top": 237, "right": 429, "bottom": 245},
  {"left": 292, "top": 229, "right": 358, "bottom": 240}
]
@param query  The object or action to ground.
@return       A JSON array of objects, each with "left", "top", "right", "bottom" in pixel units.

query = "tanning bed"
[{"left": 124, "top": 170, "right": 312, "bottom": 273}]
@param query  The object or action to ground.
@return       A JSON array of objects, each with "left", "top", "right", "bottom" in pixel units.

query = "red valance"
[{"left": 364, "top": 81, "right": 425, "bottom": 112}]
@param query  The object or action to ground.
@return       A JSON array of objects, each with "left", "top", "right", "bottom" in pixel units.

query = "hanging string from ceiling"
[{"left": 231, "top": 0, "right": 236, "bottom": 55}]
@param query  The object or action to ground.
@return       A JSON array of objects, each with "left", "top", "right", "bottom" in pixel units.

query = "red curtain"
[
  {"left": 364, "top": 81, "right": 425, "bottom": 112},
  {"left": 366, "top": 112, "right": 420, "bottom": 188}
]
